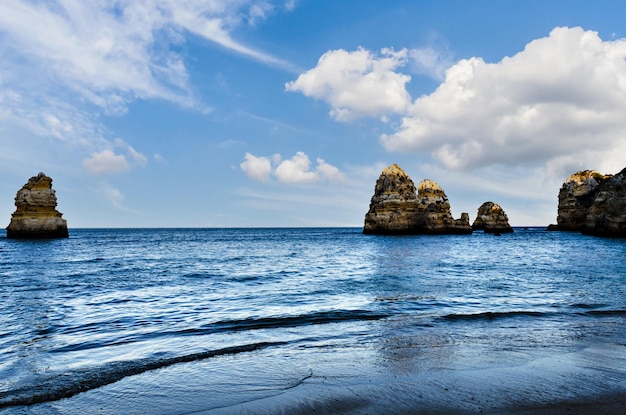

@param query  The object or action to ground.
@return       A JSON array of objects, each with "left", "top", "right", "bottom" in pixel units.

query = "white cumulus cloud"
[
  {"left": 274, "top": 152, "right": 319, "bottom": 183},
  {"left": 381, "top": 26, "right": 626, "bottom": 175},
  {"left": 240, "top": 152, "right": 273, "bottom": 182},
  {"left": 241, "top": 151, "right": 345, "bottom": 184},
  {"left": 285, "top": 47, "right": 412, "bottom": 121},
  {"left": 316, "top": 158, "right": 346, "bottom": 182}
]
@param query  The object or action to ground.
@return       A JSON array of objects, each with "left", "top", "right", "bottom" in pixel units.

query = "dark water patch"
[
  {"left": 582, "top": 309, "right": 626, "bottom": 317},
  {"left": 0, "top": 341, "right": 286, "bottom": 408},
  {"left": 569, "top": 303, "right": 608, "bottom": 310},
  {"left": 182, "top": 272, "right": 213, "bottom": 279},
  {"left": 164, "top": 310, "right": 389, "bottom": 339},
  {"left": 84, "top": 298, "right": 132, "bottom": 306},
  {"left": 222, "top": 255, "right": 245, "bottom": 262},
  {"left": 440, "top": 309, "right": 626, "bottom": 323},
  {"left": 229, "top": 274, "right": 265, "bottom": 283},
  {"left": 440, "top": 311, "right": 548, "bottom": 322},
  {"left": 195, "top": 310, "right": 388, "bottom": 334}
]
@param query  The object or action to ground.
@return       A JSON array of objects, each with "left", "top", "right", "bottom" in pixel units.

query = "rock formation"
[
  {"left": 363, "top": 164, "right": 421, "bottom": 234},
  {"left": 549, "top": 170, "right": 611, "bottom": 231},
  {"left": 472, "top": 202, "right": 513, "bottom": 234},
  {"left": 415, "top": 179, "right": 472, "bottom": 234},
  {"left": 6, "top": 172, "right": 69, "bottom": 238},
  {"left": 582, "top": 167, "right": 626, "bottom": 237},
  {"left": 363, "top": 164, "right": 472, "bottom": 235}
]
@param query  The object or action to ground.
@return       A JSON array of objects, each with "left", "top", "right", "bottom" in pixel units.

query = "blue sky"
[{"left": 2, "top": 0, "right": 626, "bottom": 228}]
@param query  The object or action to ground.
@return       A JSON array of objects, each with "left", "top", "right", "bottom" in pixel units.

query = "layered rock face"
[
  {"left": 363, "top": 164, "right": 421, "bottom": 234},
  {"left": 415, "top": 179, "right": 472, "bottom": 234},
  {"left": 583, "top": 167, "right": 626, "bottom": 237},
  {"left": 363, "top": 165, "right": 471, "bottom": 235},
  {"left": 6, "top": 172, "right": 69, "bottom": 238},
  {"left": 472, "top": 202, "right": 513, "bottom": 233},
  {"left": 551, "top": 170, "right": 610, "bottom": 231}
]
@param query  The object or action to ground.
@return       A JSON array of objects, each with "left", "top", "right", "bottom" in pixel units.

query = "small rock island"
[
  {"left": 6, "top": 172, "right": 69, "bottom": 239},
  {"left": 548, "top": 167, "right": 625, "bottom": 237},
  {"left": 363, "top": 164, "right": 472, "bottom": 235},
  {"left": 472, "top": 202, "right": 513, "bottom": 234}
]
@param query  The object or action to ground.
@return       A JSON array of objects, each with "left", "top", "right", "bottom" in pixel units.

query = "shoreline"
[
  {"left": 201, "top": 343, "right": 626, "bottom": 415},
  {"left": 4, "top": 342, "right": 624, "bottom": 414}
]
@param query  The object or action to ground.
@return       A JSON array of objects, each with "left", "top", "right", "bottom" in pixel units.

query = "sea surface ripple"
[{"left": 0, "top": 228, "right": 624, "bottom": 412}]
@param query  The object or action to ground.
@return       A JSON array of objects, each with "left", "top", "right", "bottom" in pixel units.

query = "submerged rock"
[
  {"left": 472, "top": 202, "right": 513, "bottom": 234},
  {"left": 6, "top": 172, "right": 69, "bottom": 238},
  {"left": 583, "top": 167, "right": 626, "bottom": 237},
  {"left": 363, "top": 165, "right": 471, "bottom": 235}
]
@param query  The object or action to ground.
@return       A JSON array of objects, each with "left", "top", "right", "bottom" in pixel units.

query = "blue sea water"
[{"left": 0, "top": 228, "right": 624, "bottom": 414}]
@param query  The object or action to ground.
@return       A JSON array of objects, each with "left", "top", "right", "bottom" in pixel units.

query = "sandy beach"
[
  {"left": 201, "top": 344, "right": 626, "bottom": 415},
  {"left": 5, "top": 341, "right": 624, "bottom": 415}
]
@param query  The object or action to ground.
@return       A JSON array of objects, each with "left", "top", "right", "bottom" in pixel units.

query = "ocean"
[{"left": 0, "top": 228, "right": 624, "bottom": 414}]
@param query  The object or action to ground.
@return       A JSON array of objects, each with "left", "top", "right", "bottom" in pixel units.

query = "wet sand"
[
  {"left": 8, "top": 340, "right": 624, "bottom": 415},
  {"left": 204, "top": 344, "right": 626, "bottom": 415}
]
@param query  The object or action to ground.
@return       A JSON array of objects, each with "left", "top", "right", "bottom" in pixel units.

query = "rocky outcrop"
[
  {"left": 6, "top": 172, "right": 69, "bottom": 238},
  {"left": 472, "top": 202, "right": 513, "bottom": 234},
  {"left": 363, "top": 164, "right": 421, "bottom": 234},
  {"left": 583, "top": 167, "right": 626, "bottom": 237},
  {"left": 363, "top": 164, "right": 471, "bottom": 235},
  {"left": 548, "top": 170, "right": 610, "bottom": 231},
  {"left": 415, "top": 179, "right": 472, "bottom": 234}
]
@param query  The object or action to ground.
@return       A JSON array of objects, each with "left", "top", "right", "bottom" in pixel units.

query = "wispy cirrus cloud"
[
  {"left": 0, "top": 0, "right": 295, "bottom": 173},
  {"left": 83, "top": 150, "right": 130, "bottom": 175},
  {"left": 82, "top": 140, "right": 148, "bottom": 175},
  {"left": 0, "top": 0, "right": 292, "bottom": 112}
]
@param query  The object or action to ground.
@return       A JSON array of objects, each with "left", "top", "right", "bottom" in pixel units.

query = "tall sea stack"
[
  {"left": 6, "top": 172, "right": 69, "bottom": 239},
  {"left": 547, "top": 167, "right": 626, "bottom": 236},
  {"left": 583, "top": 167, "right": 626, "bottom": 237},
  {"left": 363, "top": 164, "right": 472, "bottom": 235},
  {"left": 550, "top": 170, "right": 610, "bottom": 231},
  {"left": 363, "top": 164, "right": 421, "bottom": 234},
  {"left": 415, "top": 179, "right": 472, "bottom": 234}
]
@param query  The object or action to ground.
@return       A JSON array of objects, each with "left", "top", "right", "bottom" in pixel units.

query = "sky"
[{"left": 2, "top": 0, "right": 626, "bottom": 228}]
